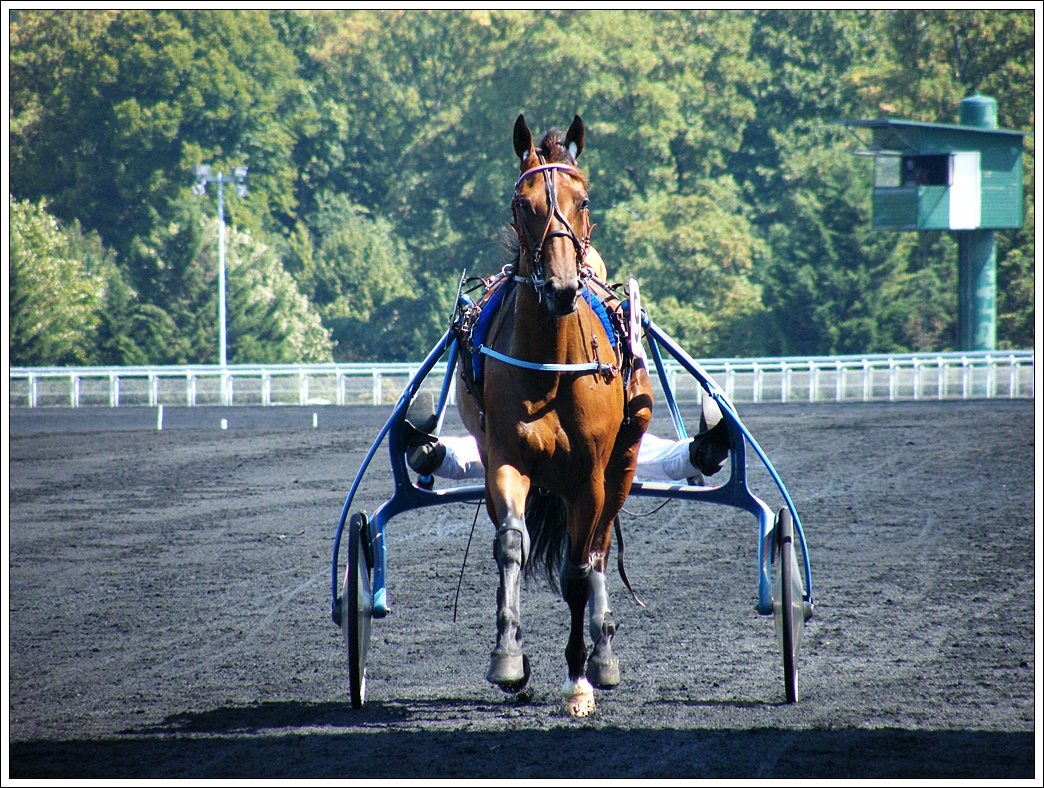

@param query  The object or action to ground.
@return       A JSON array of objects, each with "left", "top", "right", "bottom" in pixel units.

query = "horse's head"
[{"left": 512, "top": 114, "right": 591, "bottom": 316}]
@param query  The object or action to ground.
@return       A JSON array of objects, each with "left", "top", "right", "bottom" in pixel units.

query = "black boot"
[
  {"left": 689, "top": 395, "right": 730, "bottom": 477},
  {"left": 404, "top": 391, "right": 438, "bottom": 445},
  {"left": 407, "top": 441, "right": 446, "bottom": 476},
  {"left": 403, "top": 392, "right": 446, "bottom": 476}
]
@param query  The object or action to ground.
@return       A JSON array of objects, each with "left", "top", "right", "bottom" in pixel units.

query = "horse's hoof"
[
  {"left": 487, "top": 653, "right": 530, "bottom": 693},
  {"left": 561, "top": 676, "right": 595, "bottom": 717},
  {"left": 586, "top": 656, "right": 620, "bottom": 689}
]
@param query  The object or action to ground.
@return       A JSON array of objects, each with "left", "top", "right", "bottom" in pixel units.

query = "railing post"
[
  {"left": 961, "top": 356, "right": 970, "bottom": 399},
  {"left": 913, "top": 358, "right": 921, "bottom": 400},
  {"left": 299, "top": 370, "right": 308, "bottom": 406},
  {"left": 888, "top": 358, "right": 896, "bottom": 402},
  {"left": 71, "top": 375, "right": 80, "bottom": 407},
  {"left": 373, "top": 370, "right": 382, "bottom": 406},
  {"left": 1009, "top": 354, "right": 1017, "bottom": 398},
  {"left": 809, "top": 360, "right": 817, "bottom": 403},
  {"left": 835, "top": 361, "right": 843, "bottom": 402},
  {"left": 780, "top": 361, "right": 788, "bottom": 402},
  {"left": 862, "top": 359, "right": 870, "bottom": 402}
]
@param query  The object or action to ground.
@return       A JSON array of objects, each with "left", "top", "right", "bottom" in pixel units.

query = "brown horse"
[{"left": 457, "top": 114, "right": 653, "bottom": 716}]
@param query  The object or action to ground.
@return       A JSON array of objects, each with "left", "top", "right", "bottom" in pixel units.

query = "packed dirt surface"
[{"left": 7, "top": 399, "right": 1037, "bottom": 778}]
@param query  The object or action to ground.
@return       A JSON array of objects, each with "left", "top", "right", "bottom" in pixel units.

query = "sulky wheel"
[
  {"left": 772, "top": 506, "right": 806, "bottom": 703},
  {"left": 341, "top": 512, "right": 373, "bottom": 708}
]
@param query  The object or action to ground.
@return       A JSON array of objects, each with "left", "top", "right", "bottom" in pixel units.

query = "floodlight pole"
[
  {"left": 194, "top": 165, "right": 248, "bottom": 377},
  {"left": 217, "top": 176, "right": 227, "bottom": 368}
]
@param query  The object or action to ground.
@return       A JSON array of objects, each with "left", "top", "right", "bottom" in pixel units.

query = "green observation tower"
[{"left": 840, "top": 94, "right": 1030, "bottom": 351}]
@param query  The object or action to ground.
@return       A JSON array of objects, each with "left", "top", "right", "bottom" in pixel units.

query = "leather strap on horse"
[
  {"left": 614, "top": 515, "right": 645, "bottom": 608},
  {"left": 474, "top": 344, "right": 618, "bottom": 381}
]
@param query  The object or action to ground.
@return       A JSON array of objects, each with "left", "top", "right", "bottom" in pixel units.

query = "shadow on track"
[{"left": 11, "top": 700, "right": 1034, "bottom": 780}]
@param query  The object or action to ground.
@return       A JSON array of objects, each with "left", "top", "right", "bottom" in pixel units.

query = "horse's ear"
[
  {"left": 565, "top": 114, "right": 585, "bottom": 160},
  {"left": 513, "top": 114, "right": 534, "bottom": 161}
]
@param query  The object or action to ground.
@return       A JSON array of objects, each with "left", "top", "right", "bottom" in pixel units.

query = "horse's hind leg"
[{"left": 585, "top": 565, "right": 620, "bottom": 688}]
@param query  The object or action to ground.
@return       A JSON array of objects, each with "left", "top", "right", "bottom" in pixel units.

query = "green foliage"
[
  {"left": 289, "top": 191, "right": 418, "bottom": 361},
  {"left": 604, "top": 180, "right": 767, "bottom": 356},
  {"left": 8, "top": 9, "right": 1035, "bottom": 365},
  {"left": 193, "top": 217, "right": 334, "bottom": 363},
  {"left": 9, "top": 197, "right": 103, "bottom": 365}
]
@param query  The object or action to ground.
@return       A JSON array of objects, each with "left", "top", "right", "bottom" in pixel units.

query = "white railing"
[
  {"left": 8, "top": 351, "right": 1034, "bottom": 409},
  {"left": 654, "top": 350, "right": 1034, "bottom": 405}
]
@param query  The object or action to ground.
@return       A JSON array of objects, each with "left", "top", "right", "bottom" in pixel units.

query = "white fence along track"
[{"left": 9, "top": 350, "right": 1034, "bottom": 409}]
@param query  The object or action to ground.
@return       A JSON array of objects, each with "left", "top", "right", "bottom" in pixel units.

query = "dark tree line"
[{"left": 9, "top": 10, "right": 1034, "bottom": 366}]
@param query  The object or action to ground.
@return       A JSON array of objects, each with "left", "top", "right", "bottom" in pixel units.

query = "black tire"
[
  {"left": 773, "top": 507, "right": 803, "bottom": 703},
  {"left": 342, "top": 512, "right": 373, "bottom": 708}
]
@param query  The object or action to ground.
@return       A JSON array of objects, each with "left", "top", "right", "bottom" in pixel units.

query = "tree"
[
  {"left": 194, "top": 216, "right": 334, "bottom": 364},
  {"left": 9, "top": 197, "right": 102, "bottom": 365},
  {"left": 300, "top": 11, "right": 772, "bottom": 355},
  {"left": 604, "top": 183, "right": 767, "bottom": 356},
  {"left": 294, "top": 191, "right": 428, "bottom": 361},
  {"left": 8, "top": 10, "right": 1033, "bottom": 364},
  {"left": 9, "top": 10, "right": 331, "bottom": 364}
]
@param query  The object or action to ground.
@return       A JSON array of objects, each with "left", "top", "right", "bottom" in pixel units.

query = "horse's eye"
[
  {"left": 580, "top": 198, "right": 590, "bottom": 211},
  {"left": 517, "top": 198, "right": 534, "bottom": 215}
]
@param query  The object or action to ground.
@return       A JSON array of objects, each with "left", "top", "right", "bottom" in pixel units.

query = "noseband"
[{"left": 511, "top": 160, "right": 592, "bottom": 293}]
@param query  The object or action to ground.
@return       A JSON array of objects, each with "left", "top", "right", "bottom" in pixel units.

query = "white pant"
[{"left": 433, "top": 433, "right": 700, "bottom": 482}]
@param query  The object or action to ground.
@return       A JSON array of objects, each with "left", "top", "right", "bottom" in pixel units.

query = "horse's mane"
[{"left": 498, "top": 225, "right": 521, "bottom": 267}]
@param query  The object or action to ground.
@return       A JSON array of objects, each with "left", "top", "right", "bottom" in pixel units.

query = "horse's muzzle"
[{"left": 541, "top": 279, "right": 580, "bottom": 315}]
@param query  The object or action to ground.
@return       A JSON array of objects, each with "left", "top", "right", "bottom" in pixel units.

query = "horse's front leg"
[
  {"left": 485, "top": 464, "right": 532, "bottom": 692},
  {"left": 561, "top": 562, "right": 594, "bottom": 716},
  {"left": 560, "top": 494, "right": 605, "bottom": 717}
]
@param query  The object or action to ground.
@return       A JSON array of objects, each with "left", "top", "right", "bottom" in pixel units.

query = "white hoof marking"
[{"left": 561, "top": 676, "right": 595, "bottom": 717}]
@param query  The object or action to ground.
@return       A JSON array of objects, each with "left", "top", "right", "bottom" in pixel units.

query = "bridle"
[{"left": 511, "top": 158, "right": 592, "bottom": 294}]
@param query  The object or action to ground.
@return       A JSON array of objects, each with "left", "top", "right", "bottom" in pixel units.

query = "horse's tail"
[{"left": 523, "top": 489, "right": 568, "bottom": 593}]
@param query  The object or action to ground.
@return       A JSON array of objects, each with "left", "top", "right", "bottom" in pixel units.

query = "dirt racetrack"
[{"left": 6, "top": 398, "right": 1038, "bottom": 779}]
